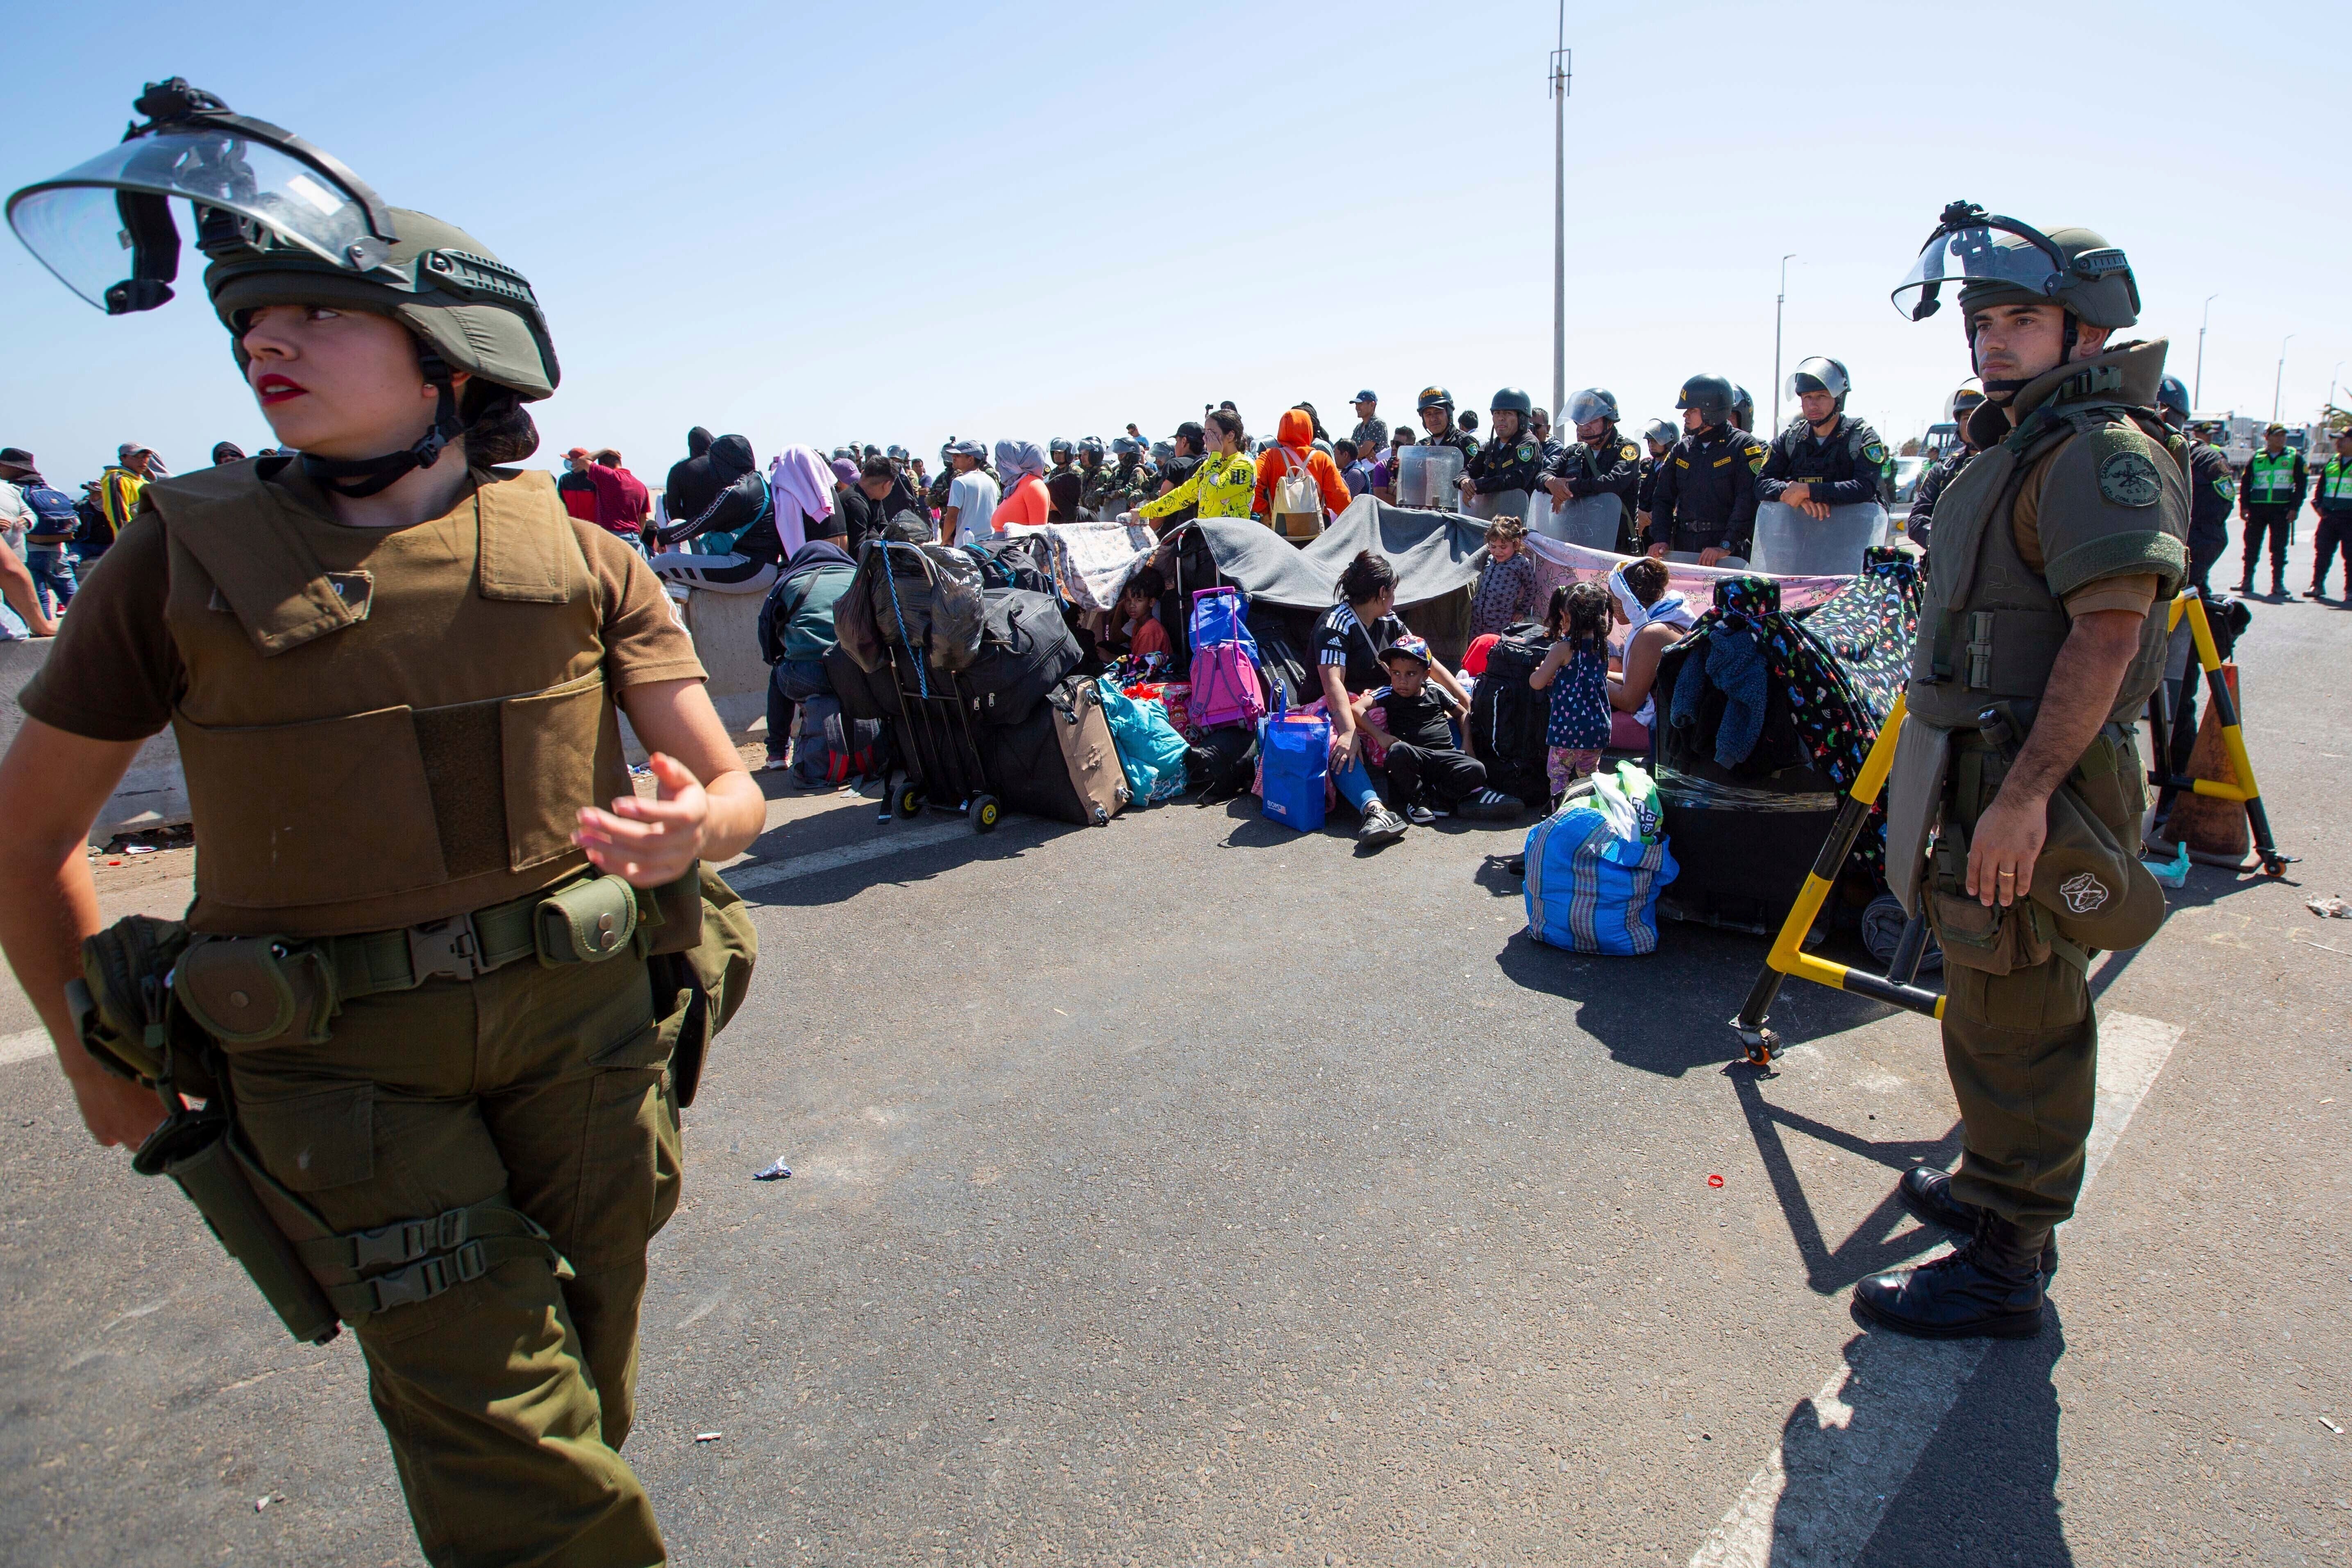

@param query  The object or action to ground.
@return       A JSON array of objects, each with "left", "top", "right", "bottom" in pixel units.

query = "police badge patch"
[
  {"left": 2213, "top": 475, "right": 2235, "bottom": 502},
  {"left": 2058, "top": 871, "right": 2110, "bottom": 914},
  {"left": 2098, "top": 450, "right": 2162, "bottom": 508},
  {"left": 1518, "top": 444, "right": 1536, "bottom": 463},
  {"left": 1746, "top": 445, "right": 1766, "bottom": 474},
  {"left": 1621, "top": 443, "right": 1639, "bottom": 461},
  {"left": 1863, "top": 441, "right": 1887, "bottom": 465}
]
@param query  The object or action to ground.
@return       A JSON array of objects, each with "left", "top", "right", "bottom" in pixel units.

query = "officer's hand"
[
  {"left": 1698, "top": 547, "right": 1727, "bottom": 567},
  {"left": 1457, "top": 477, "right": 1475, "bottom": 495},
  {"left": 1646, "top": 543, "right": 1669, "bottom": 560},
  {"left": 1782, "top": 483, "right": 1811, "bottom": 506},
  {"left": 1966, "top": 787, "right": 2048, "bottom": 907},
  {"left": 574, "top": 752, "right": 712, "bottom": 889},
  {"left": 61, "top": 1051, "right": 168, "bottom": 1149},
  {"left": 1544, "top": 477, "right": 1571, "bottom": 502},
  {"left": 1801, "top": 500, "right": 1832, "bottom": 521}
]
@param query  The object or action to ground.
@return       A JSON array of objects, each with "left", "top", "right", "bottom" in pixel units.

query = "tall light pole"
[
  {"left": 1548, "top": 5, "right": 1570, "bottom": 419},
  {"left": 1771, "top": 254, "right": 1796, "bottom": 436},
  {"left": 2330, "top": 361, "right": 2344, "bottom": 413},
  {"left": 2194, "top": 293, "right": 2218, "bottom": 409},
  {"left": 2274, "top": 333, "right": 2294, "bottom": 424}
]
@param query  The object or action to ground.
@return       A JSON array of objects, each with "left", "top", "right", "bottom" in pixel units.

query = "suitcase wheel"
[
  {"left": 969, "top": 793, "right": 1001, "bottom": 834},
  {"left": 892, "top": 782, "right": 924, "bottom": 819}
]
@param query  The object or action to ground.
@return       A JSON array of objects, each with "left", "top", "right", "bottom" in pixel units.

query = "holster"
[{"left": 133, "top": 1106, "right": 343, "bottom": 1345}]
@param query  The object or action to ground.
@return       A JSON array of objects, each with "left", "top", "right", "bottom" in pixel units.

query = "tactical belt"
[{"left": 320, "top": 887, "right": 562, "bottom": 998}]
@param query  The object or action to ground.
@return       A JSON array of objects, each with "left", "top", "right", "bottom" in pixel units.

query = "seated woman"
[
  {"left": 1315, "top": 551, "right": 1482, "bottom": 845},
  {"left": 651, "top": 433, "right": 784, "bottom": 592},
  {"left": 1603, "top": 556, "right": 1695, "bottom": 747}
]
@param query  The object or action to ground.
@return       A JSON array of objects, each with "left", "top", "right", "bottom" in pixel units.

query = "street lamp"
[
  {"left": 2194, "top": 293, "right": 2218, "bottom": 409},
  {"left": 1548, "top": 3, "right": 1570, "bottom": 419},
  {"left": 2274, "top": 333, "right": 2294, "bottom": 424},
  {"left": 1771, "top": 253, "right": 1796, "bottom": 436},
  {"left": 2331, "top": 361, "right": 2344, "bottom": 413}
]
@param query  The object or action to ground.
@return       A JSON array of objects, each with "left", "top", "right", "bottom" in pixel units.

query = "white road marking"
[
  {"left": 1690, "top": 1012, "right": 2183, "bottom": 1568},
  {"left": 720, "top": 819, "right": 975, "bottom": 895},
  {"left": 0, "top": 1027, "right": 56, "bottom": 1067}
]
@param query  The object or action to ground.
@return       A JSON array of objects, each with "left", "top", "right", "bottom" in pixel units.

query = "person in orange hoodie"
[{"left": 1254, "top": 407, "right": 1353, "bottom": 543}]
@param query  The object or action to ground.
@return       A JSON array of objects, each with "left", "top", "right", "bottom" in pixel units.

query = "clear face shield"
[
  {"left": 1889, "top": 201, "right": 2070, "bottom": 322},
  {"left": 6, "top": 79, "right": 398, "bottom": 314},
  {"left": 1563, "top": 389, "right": 1617, "bottom": 428}
]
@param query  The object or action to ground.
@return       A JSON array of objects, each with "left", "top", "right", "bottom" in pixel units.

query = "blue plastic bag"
[
  {"left": 1258, "top": 693, "right": 1330, "bottom": 833},
  {"left": 1523, "top": 764, "right": 1678, "bottom": 955},
  {"left": 1097, "top": 679, "right": 1192, "bottom": 804}
]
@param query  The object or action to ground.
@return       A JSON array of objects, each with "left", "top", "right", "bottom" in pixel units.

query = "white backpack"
[{"left": 1270, "top": 448, "right": 1322, "bottom": 540}]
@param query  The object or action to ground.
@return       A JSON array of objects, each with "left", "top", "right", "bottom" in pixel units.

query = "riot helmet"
[
  {"left": 1049, "top": 436, "right": 1073, "bottom": 460},
  {"left": 886, "top": 444, "right": 908, "bottom": 461},
  {"left": 1730, "top": 386, "right": 1756, "bottom": 429},
  {"left": 1892, "top": 201, "right": 2139, "bottom": 331},
  {"left": 1641, "top": 417, "right": 1678, "bottom": 450},
  {"left": 1078, "top": 436, "right": 1106, "bottom": 461},
  {"left": 1786, "top": 356, "right": 1851, "bottom": 406},
  {"left": 1946, "top": 379, "right": 1987, "bottom": 432},
  {"left": 1563, "top": 388, "right": 1620, "bottom": 428},
  {"left": 1676, "top": 374, "right": 1735, "bottom": 425},
  {"left": 2156, "top": 374, "right": 2191, "bottom": 426},
  {"left": 1111, "top": 434, "right": 1146, "bottom": 459},
  {"left": 8, "top": 79, "right": 560, "bottom": 497},
  {"left": 1416, "top": 386, "right": 1454, "bottom": 413},
  {"left": 1151, "top": 439, "right": 1174, "bottom": 465},
  {"left": 1489, "top": 387, "right": 1533, "bottom": 416}
]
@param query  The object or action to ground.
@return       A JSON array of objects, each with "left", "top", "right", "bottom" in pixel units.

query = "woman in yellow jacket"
[{"left": 1138, "top": 408, "right": 1258, "bottom": 528}]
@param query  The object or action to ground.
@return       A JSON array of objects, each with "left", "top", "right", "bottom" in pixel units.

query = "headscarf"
[
  {"left": 1607, "top": 563, "right": 1696, "bottom": 633},
  {"left": 994, "top": 439, "right": 1047, "bottom": 484}
]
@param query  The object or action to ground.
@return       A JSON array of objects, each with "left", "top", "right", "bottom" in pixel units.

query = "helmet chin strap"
[
  {"left": 301, "top": 352, "right": 463, "bottom": 499},
  {"left": 1972, "top": 311, "right": 2080, "bottom": 402}
]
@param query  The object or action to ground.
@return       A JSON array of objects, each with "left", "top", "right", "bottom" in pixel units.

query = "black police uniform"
[
  {"left": 1544, "top": 426, "right": 1643, "bottom": 549},
  {"left": 2179, "top": 438, "right": 2234, "bottom": 598},
  {"left": 1464, "top": 430, "right": 1546, "bottom": 499},
  {"left": 1422, "top": 426, "right": 1479, "bottom": 464},
  {"left": 1906, "top": 449, "right": 1971, "bottom": 548},
  {"left": 1756, "top": 414, "right": 1889, "bottom": 508},
  {"left": 1646, "top": 425, "right": 1766, "bottom": 556}
]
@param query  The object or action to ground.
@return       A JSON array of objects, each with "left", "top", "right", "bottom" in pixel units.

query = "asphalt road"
[{"left": 2, "top": 547, "right": 2347, "bottom": 1566}]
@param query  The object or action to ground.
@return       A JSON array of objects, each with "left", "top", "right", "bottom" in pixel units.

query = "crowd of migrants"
[{"left": 6, "top": 378, "right": 2339, "bottom": 845}]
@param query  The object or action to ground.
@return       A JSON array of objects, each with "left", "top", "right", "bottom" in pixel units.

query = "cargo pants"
[
  {"left": 224, "top": 948, "right": 680, "bottom": 1568},
  {"left": 1933, "top": 729, "right": 2144, "bottom": 1233}
]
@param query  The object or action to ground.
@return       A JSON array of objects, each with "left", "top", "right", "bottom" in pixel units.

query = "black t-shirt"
[
  {"left": 1371, "top": 682, "right": 1458, "bottom": 749},
  {"left": 1314, "top": 603, "right": 1408, "bottom": 693}
]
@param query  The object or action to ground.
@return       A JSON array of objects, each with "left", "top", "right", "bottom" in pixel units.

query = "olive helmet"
[{"left": 1676, "top": 373, "right": 1735, "bottom": 424}]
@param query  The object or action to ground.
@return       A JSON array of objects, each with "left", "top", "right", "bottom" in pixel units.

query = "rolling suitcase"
[{"left": 978, "top": 676, "right": 1131, "bottom": 826}]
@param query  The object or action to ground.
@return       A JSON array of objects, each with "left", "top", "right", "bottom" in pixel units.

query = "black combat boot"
[
  {"left": 1852, "top": 1209, "right": 2048, "bottom": 1340},
  {"left": 1896, "top": 1166, "right": 2058, "bottom": 1278}
]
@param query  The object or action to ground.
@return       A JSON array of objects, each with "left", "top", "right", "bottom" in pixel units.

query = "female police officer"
[{"left": 0, "top": 82, "right": 762, "bottom": 1563}]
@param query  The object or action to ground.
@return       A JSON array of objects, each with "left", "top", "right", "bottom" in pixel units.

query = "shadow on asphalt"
[
  {"left": 1852, "top": 1310, "right": 2073, "bottom": 1567},
  {"left": 732, "top": 807, "right": 1072, "bottom": 909},
  {"left": 1728, "top": 1069, "right": 1958, "bottom": 1296}
]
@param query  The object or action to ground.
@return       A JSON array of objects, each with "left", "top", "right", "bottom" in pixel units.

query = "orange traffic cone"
[{"left": 2159, "top": 663, "right": 2252, "bottom": 866}]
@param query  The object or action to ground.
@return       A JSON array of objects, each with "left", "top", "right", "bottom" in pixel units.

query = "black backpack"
[
  {"left": 961, "top": 588, "right": 1087, "bottom": 727},
  {"left": 1470, "top": 621, "right": 1554, "bottom": 809}
]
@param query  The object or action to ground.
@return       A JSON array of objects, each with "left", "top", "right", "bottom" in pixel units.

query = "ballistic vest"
[
  {"left": 152, "top": 461, "right": 630, "bottom": 939},
  {"left": 1904, "top": 344, "right": 2188, "bottom": 731},
  {"left": 2245, "top": 449, "right": 2300, "bottom": 505}
]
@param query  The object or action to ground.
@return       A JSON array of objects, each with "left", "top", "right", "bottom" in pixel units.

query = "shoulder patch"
[
  {"left": 1862, "top": 441, "right": 1887, "bottom": 465},
  {"left": 1621, "top": 443, "right": 1639, "bottom": 462},
  {"left": 2098, "top": 449, "right": 2163, "bottom": 508},
  {"left": 2213, "top": 475, "right": 2235, "bottom": 501},
  {"left": 1746, "top": 444, "right": 1766, "bottom": 475},
  {"left": 1518, "top": 443, "right": 1536, "bottom": 463}
]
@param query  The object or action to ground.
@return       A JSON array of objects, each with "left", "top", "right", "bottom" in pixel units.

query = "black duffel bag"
[{"left": 963, "top": 588, "right": 1085, "bottom": 727}]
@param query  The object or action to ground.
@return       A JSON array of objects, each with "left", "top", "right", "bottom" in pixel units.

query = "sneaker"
[
  {"left": 1358, "top": 805, "right": 1409, "bottom": 846},
  {"left": 1404, "top": 803, "right": 1437, "bottom": 826},
  {"left": 2307, "top": 585, "right": 2329, "bottom": 599},
  {"left": 761, "top": 755, "right": 791, "bottom": 772},
  {"left": 1456, "top": 788, "right": 1525, "bottom": 821}
]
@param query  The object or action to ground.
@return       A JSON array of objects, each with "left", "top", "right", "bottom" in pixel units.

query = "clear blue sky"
[{"left": 5, "top": 0, "right": 2345, "bottom": 486}]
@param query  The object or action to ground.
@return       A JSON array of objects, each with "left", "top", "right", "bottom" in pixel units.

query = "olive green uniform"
[
  {"left": 1892, "top": 340, "right": 2188, "bottom": 1230},
  {"left": 24, "top": 459, "right": 707, "bottom": 1566}
]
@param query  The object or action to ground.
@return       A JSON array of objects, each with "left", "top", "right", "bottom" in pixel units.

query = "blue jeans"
[
  {"left": 25, "top": 545, "right": 75, "bottom": 613},
  {"left": 767, "top": 657, "right": 832, "bottom": 762}
]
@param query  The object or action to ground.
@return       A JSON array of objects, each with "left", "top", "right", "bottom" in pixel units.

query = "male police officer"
[
  {"left": 2311, "top": 427, "right": 2352, "bottom": 599},
  {"left": 2238, "top": 423, "right": 2307, "bottom": 596},
  {"left": 2154, "top": 375, "right": 2235, "bottom": 599},
  {"left": 1866, "top": 204, "right": 2185, "bottom": 1339},
  {"left": 1459, "top": 388, "right": 1544, "bottom": 517},
  {"left": 1632, "top": 416, "right": 1676, "bottom": 539},
  {"left": 0, "top": 80, "right": 765, "bottom": 1561},
  {"left": 1542, "top": 388, "right": 1643, "bottom": 549},
  {"left": 1907, "top": 380, "right": 1988, "bottom": 547},
  {"left": 1758, "top": 356, "right": 1892, "bottom": 521},
  {"left": 1098, "top": 434, "right": 1156, "bottom": 516},
  {"left": 1414, "top": 386, "right": 1479, "bottom": 462},
  {"left": 1075, "top": 435, "right": 1113, "bottom": 517},
  {"left": 1646, "top": 374, "right": 1765, "bottom": 565}
]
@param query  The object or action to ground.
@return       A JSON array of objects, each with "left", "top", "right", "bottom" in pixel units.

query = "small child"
[
  {"left": 1467, "top": 515, "right": 1538, "bottom": 638},
  {"left": 1530, "top": 579, "right": 1614, "bottom": 796},
  {"left": 1360, "top": 634, "right": 1524, "bottom": 825},
  {"left": 1114, "top": 565, "right": 1172, "bottom": 672}
]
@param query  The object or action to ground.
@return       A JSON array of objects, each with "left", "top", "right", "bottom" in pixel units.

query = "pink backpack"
[{"left": 1190, "top": 640, "right": 1266, "bottom": 731}]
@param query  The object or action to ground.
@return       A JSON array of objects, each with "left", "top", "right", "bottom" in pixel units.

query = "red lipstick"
[{"left": 255, "top": 373, "right": 307, "bottom": 406}]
